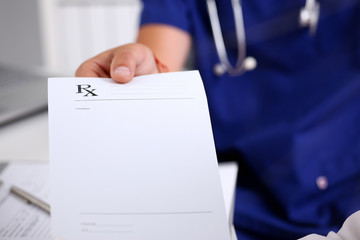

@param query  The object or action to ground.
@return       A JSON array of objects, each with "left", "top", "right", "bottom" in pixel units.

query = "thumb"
[{"left": 110, "top": 43, "right": 158, "bottom": 83}]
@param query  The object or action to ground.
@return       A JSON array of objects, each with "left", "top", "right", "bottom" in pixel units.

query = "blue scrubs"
[{"left": 140, "top": 0, "right": 360, "bottom": 239}]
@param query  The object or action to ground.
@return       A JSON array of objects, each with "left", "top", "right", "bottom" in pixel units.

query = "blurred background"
[
  {"left": 0, "top": 0, "right": 142, "bottom": 76},
  {"left": 0, "top": 0, "right": 141, "bottom": 161}
]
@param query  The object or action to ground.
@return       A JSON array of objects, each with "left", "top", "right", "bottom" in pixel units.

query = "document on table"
[
  {"left": 48, "top": 71, "right": 233, "bottom": 240},
  {"left": 0, "top": 162, "right": 51, "bottom": 240},
  {"left": 0, "top": 162, "right": 236, "bottom": 240}
]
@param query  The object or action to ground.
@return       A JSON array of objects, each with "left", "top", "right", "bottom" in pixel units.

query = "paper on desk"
[
  {"left": 0, "top": 162, "right": 51, "bottom": 240},
  {"left": 48, "top": 71, "right": 232, "bottom": 240},
  {"left": 219, "top": 162, "right": 238, "bottom": 225}
]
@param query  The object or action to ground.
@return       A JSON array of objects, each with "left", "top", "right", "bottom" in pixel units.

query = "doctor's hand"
[
  {"left": 75, "top": 43, "right": 159, "bottom": 84},
  {"left": 76, "top": 25, "right": 191, "bottom": 82}
]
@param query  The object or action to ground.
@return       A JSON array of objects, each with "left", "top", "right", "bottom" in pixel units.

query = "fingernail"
[{"left": 114, "top": 66, "right": 131, "bottom": 77}]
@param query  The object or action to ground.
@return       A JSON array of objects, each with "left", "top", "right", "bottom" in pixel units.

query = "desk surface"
[{"left": 0, "top": 112, "right": 49, "bottom": 162}]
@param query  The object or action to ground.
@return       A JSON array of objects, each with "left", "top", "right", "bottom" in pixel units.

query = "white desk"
[{"left": 0, "top": 112, "right": 49, "bottom": 162}]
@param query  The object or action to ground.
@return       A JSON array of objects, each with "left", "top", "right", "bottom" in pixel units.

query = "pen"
[{"left": 10, "top": 185, "right": 51, "bottom": 214}]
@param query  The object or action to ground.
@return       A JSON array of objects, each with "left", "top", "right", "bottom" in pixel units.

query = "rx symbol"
[{"left": 76, "top": 84, "right": 98, "bottom": 97}]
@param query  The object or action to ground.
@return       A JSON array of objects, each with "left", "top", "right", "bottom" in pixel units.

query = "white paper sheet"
[
  {"left": 48, "top": 71, "right": 232, "bottom": 240},
  {"left": 0, "top": 162, "right": 51, "bottom": 240}
]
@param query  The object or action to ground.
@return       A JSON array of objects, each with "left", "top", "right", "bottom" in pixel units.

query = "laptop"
[{"left": 0, "top": 65, "right": 48, "bottom": 126}]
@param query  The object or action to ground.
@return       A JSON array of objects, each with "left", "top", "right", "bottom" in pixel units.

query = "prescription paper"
[{"left": 48, "top": 71, "right": 232, "bottom": 240}]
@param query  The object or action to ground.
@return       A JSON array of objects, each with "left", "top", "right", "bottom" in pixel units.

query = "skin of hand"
[
  {"left": 75, "top": 43, "right": 158, "bottom": 84},
  {"left": 75, "top": 24, "right": 191, "bottom": 83}
]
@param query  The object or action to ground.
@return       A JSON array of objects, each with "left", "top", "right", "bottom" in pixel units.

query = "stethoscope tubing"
[
  {"left": 206, "top": 0, "right": 250, "bottom": 76},
  {"left": 206, "top": 0, "right": 321, "bottom": 76}
]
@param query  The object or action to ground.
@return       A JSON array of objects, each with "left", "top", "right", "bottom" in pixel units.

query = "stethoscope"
[{"left": 206, "top": 0, "right": 320, "bottom": 76}]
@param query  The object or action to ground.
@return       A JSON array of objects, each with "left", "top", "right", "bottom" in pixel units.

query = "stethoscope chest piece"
[
  {"left": 213, "top": 63, "right": 227, "bottom": 76},
  {"left": 213, "top": 56, "right": 257, "bottom": 76},
  {"left": 299, "top": 0, "right": 320, "bottom": 35}
]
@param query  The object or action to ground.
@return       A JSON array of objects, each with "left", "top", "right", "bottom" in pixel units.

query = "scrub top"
[{"left": 140, "top": 0, "right": 360, "bottom": 239}]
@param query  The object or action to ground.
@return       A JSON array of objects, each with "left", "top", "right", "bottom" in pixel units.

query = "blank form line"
[
  {"left": 109, "top": 92, "right": 190, "bottom": 95},
  {"left": 108, "top": 87, "right": 189, "bottom": 90},
  {"left": 108, "top": 85, "right": 188, "bottom": 89},
  {"left": 81, "top": 223, "right": 133, "bottom": 227},
  {"left": 80, "top": 211, "right": 212, "bottom": 216},
  {"left": 82, "top": 230, "right": 133, "bottom": 234},
  {"left": 75, "top": 97, "right": 194, "bottom": 102}
]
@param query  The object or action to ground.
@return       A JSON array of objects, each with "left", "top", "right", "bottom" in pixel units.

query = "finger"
[
  {"left": 75, "top": 47, "right": 118, "bottom": 77},
  {"left": 75, "top": 60, "right": 110, "bottom": 78},
  {"left": 110, "top": 50, "right": 136, "bottom": 83},
  {"left": 110, "top": 43, "right": 158, "bottom": 83}
]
